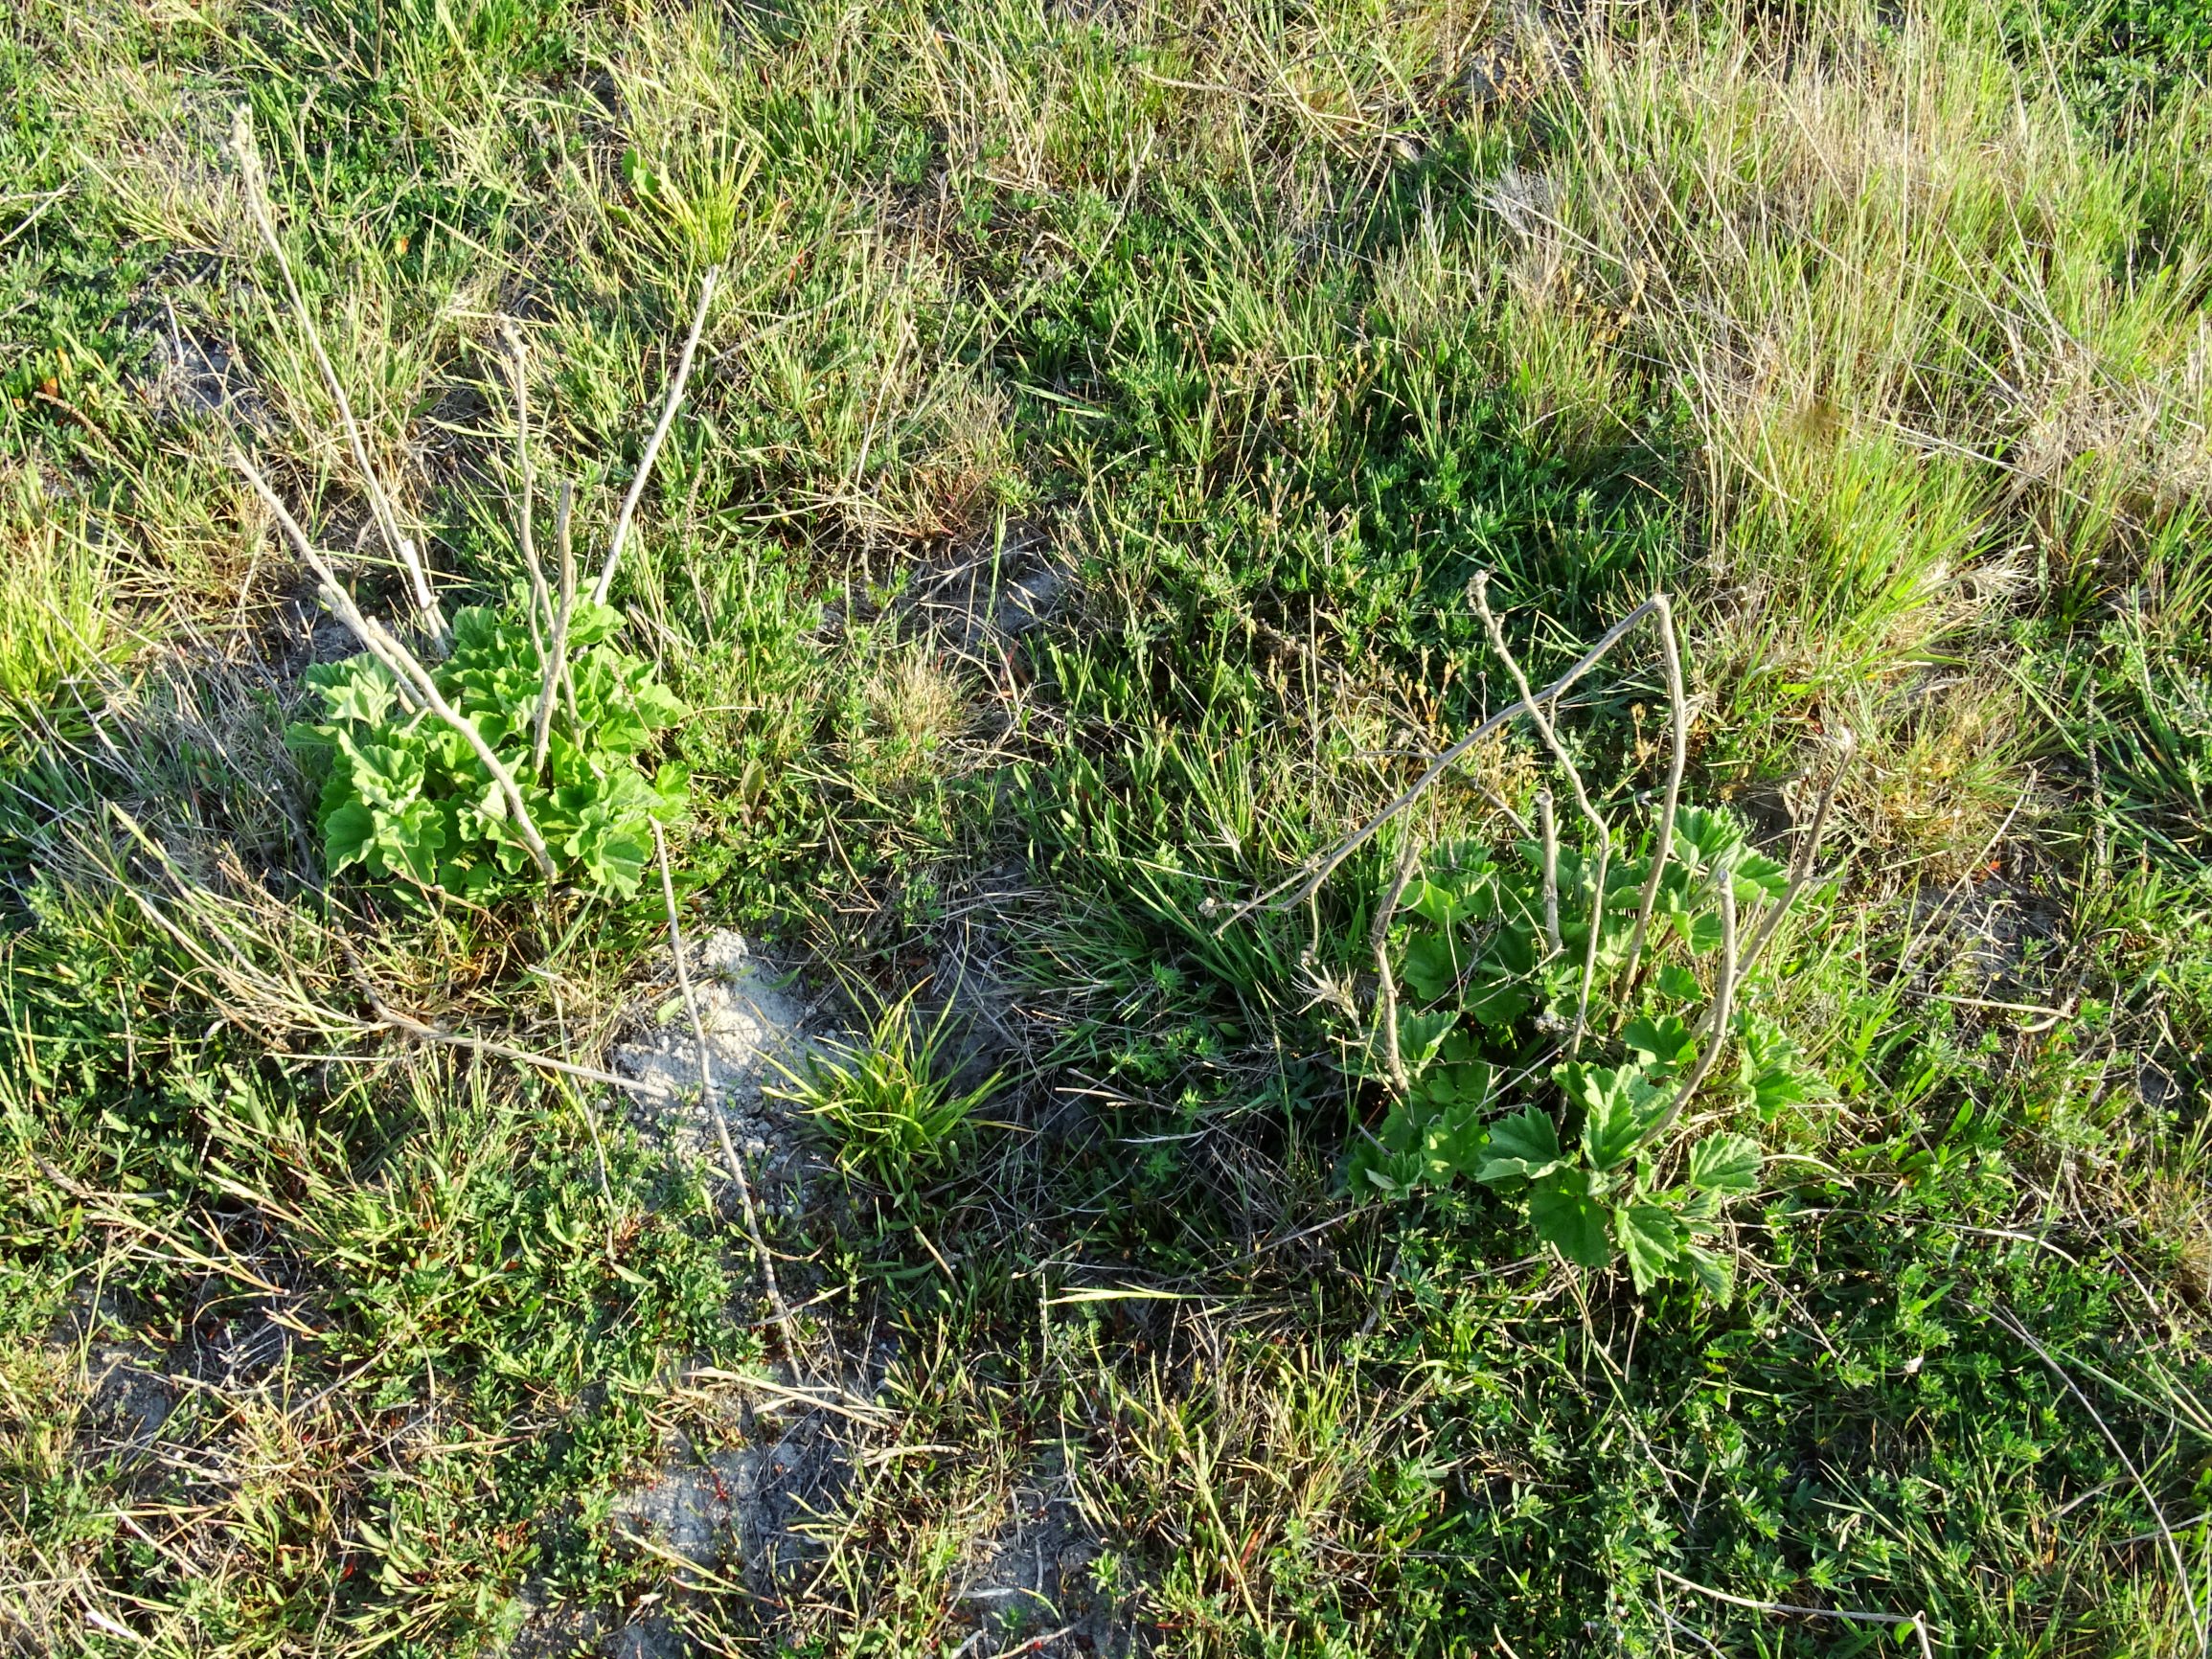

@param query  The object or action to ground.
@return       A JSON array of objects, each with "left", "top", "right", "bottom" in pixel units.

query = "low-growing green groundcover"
[{"left": 2, "top": 0, "right": 2208, "bottom": 1648}]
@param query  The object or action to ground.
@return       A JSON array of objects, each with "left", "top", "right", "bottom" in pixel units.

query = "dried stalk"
[
  {"left": 1536, "top": 788, "right": 1561, "bottom": 956},
  {"left": 1369, "top": 832, "right": 1425, "bottom": 1093},
  {"left": 1653, "top": 1568, "right": 1935, "bottom": 1659},
  {"left": 234, "top": 450, "right": 559, "bottom": 884},
  {"left": 1731, "top": 729, "right": 1854, "bottom": 989},
  {"left": 1221, "top": 596, "right": 1663, "bottom": 928},
  {"left": 229, "top": 107, "right": 445, "bottom": 646},
  {"left": 532, "top": 481, "right": 579, "bottom": 772},
  {"left": 500, "top": 321, "right": 554, "bottom": 656},
  {"left": 557, "top": 483, "right": 581, "bottom": 727},
  {"left": 652, "top": 819, "right": 801, "bottom": 1365},
  {"left": 1473, "top": 575, "right": 1608, "bottom": 1057},
  {"left": 590, "top": 265, "right": 722, "bottom": 606},
  {"left": 1620, "top": 592, "right": 1687, "bottom": 992}
]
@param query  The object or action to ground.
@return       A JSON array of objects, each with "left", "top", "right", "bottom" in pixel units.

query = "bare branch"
[
  {"left": 532, "top": 480, "right": 578, "bottom": 772},
  {"left": 1621, "top": 592, "right": 1686, "bottom": 992},
  {"left": 1220, "top": 596, "right": 1662, "bottom": 928},
  {"left": 229, "top": 106, "right": 446, "bottom": 646},
  {"left": 653, "top": 818, "right": 802, "bottom": 1365},
  {"left": 500, "top": 319, "right": 554, "bottom": 653},
  {"left": 1536, "top": 788, "right": 1561, "bottom": 957},
  {"left": 591, "top": 265, "right": 722, "bottom": 606},
  {"left": 1733, "top": 728, "right": 1855, "bottom": 986},
  {"left": 1473, "top": 575, "right": 1608, "bottom": 1057},
  {"left": 1644, "top": 862, "right": 1737, "bottom": 1149},
  {"left": 1369, "top": 831, "right": 1425, "bottom": 1094}
]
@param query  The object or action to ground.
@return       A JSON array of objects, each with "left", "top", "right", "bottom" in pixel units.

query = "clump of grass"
[{"left": 780, "top": 984, "right": 1000, "bottom": 1192}]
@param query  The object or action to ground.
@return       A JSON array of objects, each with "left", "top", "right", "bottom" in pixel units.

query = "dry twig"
[
  {"left": 1473, "top": 574, "right": 1608, "bottom": 1056},
  {"left": 652, "top": 819, "right": 803, "bottom": 1367},
  {"left": 1220, "top": 596, "right": 1665, "bottom": 928},
  {"left": 230, "top": 107, "right": 445, "bottom": 645},
  {"left": 1621, "top": 593, "right": 1686, "bottom": 992},
  {"left": 591, "top": 266, "right": 722, "bottom": 605},
  {"left": 1370, "top": 832, "right": 1425, "bottom": 1093},
  {"left": 1653, "top": 1567, "right": 1935, "bottom": 1659}
]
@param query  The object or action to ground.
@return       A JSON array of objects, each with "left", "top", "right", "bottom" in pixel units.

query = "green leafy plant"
[
  {"left": 777, "top": 986, "right": 1000, "bottom": 1192},
  {"left": 288, "top": 593, "right": 686, "bottom": 900},
  {"left": 1343, "top": 811, "right": 1814, "bottom": 1297},
  {"left": 1231, "top": 588, "right": 1842, "bottom": 1299}
]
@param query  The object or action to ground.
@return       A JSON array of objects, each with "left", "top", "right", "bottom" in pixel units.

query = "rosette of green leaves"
[
  {"left": 1346, "top": 807, "right": 1819, "bottom": 1298},
  {"left": 1473, "top": 1059, "right": 1761, "bottom": 1300},
  {"left": 286, "top": 595, "right": 687, "bottom": 900}
]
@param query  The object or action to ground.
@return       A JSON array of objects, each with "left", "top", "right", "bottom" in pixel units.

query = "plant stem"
[
  {"left": 1646, "top": 864, "right": 1737, "bottom": 1149},
  {"left": 1621, "top": 592, "right": 1686, "bottom": 995},
  {"left": 1537, "top": 788, "right": 1561, "bottom": 956},
  {"left": 591, "top": 266, "right": 722, "bottom": 606},
  {"left": 235, "top": 450, "right": 559, "bottom": 885},
  {"left": 230, "top": 107, "right": 446, "bottom": 647},
  {"left": 501, "top": 321, "right": 555, "bottom": 657},
  {"left": 532, "top": 481, "right": 580, "bottom": 772},
  {"left": 1370, "top": 831, "right": 1425, "bottom": 1094},
  {"left": 652, "top": 818, "right": 801, "bottom": 1367},
  {"left": 1472, "top": 574, "right": 1608, "bottom": 1057}
]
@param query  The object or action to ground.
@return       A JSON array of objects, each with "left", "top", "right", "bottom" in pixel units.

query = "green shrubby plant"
[
  {"left": 287, "top": 592, "right": 687, "bottom": 900},
  {"left": 1347, "top": 808, "right": 1819, "bottom": 1298},
  {"left": 1232, "top": 589, "right": 1837, "bottom": 1300}
]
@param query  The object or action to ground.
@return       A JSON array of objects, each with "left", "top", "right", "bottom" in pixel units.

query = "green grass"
[{"left": 3, "top": 0, "right": 2211, "bottom": 1651}]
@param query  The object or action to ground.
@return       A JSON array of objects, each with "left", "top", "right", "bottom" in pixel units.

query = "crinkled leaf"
[
  {"left": 1676, "top": 1186, "right": 1723, "bottom": 1228},
  {"left": 1680, "top": 1242, "right": 1735, "bottom": 1304},
  {"left": 1733, "top": 850, "right": 1790, "bottom": 903},
  {"left": 1460, "top": 918, "right": 1539, "bottom": 1028},
  {"left": 1655, "top": 963, "right": 1702, "bottom": 1002},
  {"left": 1348, "top": 1134, "right": 1424, "bottom": 1200},
  {"left": 1475, "top": 1104, "right": 1562, "bottom": 1186},
  {"left": 1747, "top": 1064, "right": 1812, "bottom": 1119},
  {"left": 1528, "top": 1170, "right": 1610, "bottom": 1268},
  {"left": 1624, "top": 1013, "right": 1696, "bottom": 1073},
  {"left": 1562, "top": 1061, "right": 1663, "bottom": 1171},
  {"left": 1674, "top": 805, "right": 1747, "bottom": 870},
  {"left": 374, "top": 798, "right": 446, "bottom": 889},
  {"left": 1417, "top": 1057, "right": 1494, "bottom": 1114},
  {"left": 1675, "top": 906, "right": 1723, "bottom": 954},
  {"left": 323, "top": 802, "right": 376, "bottom": 871},
  {"left": 342, "top": 738, "right": 423, "bottom": 812},
  {"left": 1400, "top": 931, "right": 1461, "bottom": 1002},
  {"left": 1395, "top": 1009, "right": 1456, "bottom": 1075},
  {"left": 309, "top": 657, "right": 400, "bottom": 727},
  {"left": 1422, "top": 1101, "right": 1490, "bottom": 1183},
  {"left": 585, "top": 825, "right": 649, "bottom": 897},
  {"left": 652, "top": 761, "right": 691, "bottom": 815},
  {"left": 1737, "top": 1016, "right": 1814, "bottom": 1119},
  {"left": 1686, "top": 1132, "right": 1763, "bottom": 1194},
  {"left": 1462, "top": 977, "right": 1533, "bottom": 1030},
  {"left": 562, "top": 599, "right": 626, "bottom": 648},
  {"left": 1615, "top": 1201, "right": 1687, "bottom": 1293}
]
